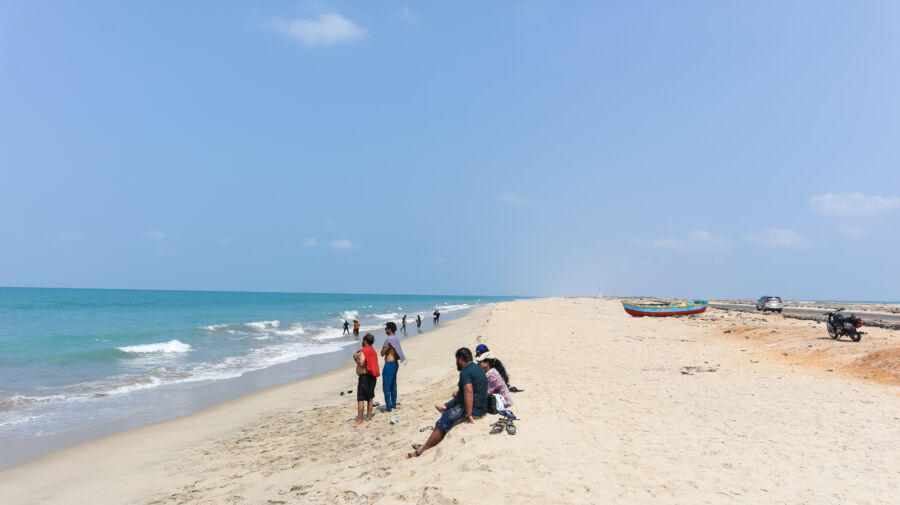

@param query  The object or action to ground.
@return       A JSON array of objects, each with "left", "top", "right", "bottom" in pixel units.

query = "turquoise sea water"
[{"left": 0, "top": 288, "right": 517, "bottom": 446}]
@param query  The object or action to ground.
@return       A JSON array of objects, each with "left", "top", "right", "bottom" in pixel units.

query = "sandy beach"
[{"left": 2, "top": 298, "right": 899, "bottom": 504}]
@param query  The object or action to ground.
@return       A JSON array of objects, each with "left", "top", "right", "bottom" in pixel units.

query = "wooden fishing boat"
[{"left": 621, "top": 299, "right": 708, "bottom": 317}]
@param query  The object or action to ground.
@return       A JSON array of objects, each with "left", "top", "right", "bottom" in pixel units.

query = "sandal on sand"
[
  {"left": 411, "top": 443, "right": 422, "bottom": 451},
  {"left": 506, "top": 422, "right": 516, "bottom": 435},
  {"left": 490, "top": 424, "right": 505, "bottom": 435},
  {"left": 509, "top": 386, "right": 524, "bottom": 393}
]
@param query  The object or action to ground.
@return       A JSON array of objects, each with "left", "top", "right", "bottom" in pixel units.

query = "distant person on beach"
[
  {"left": 407, "top": 347, "right": 487, "bottom": 458},
  {"left": 352, "top": 333, "right": 380, "bottom": 427},
  {"left": 476, "top": 352, "right": 512, "bottom": 410},
  {"left": 343, "top": 320, "right": 350, "bottom": 335},
  {"left": 353, "top": 320, "right": 360, "bottom": 336},
  {"left": 401, "top": 315, "right": 407, "bottom": 331},
  {"left": 433, "top": 309, "right": 440, "bottom": 325},
  {"left": 381, "top": 321, "right": 406, "bottom": 412},
  {"left": 416, "top": 314, "right": 422, "bottom": 329}
]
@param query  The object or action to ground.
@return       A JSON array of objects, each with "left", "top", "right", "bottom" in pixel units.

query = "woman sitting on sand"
[{"left": 476, "top": 352, "right": 512, "bottom": 409}]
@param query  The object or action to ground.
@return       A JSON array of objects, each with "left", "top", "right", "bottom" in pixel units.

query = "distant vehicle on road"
[{"left": 756, "top": 296, "right": 783, "bottom": 313}]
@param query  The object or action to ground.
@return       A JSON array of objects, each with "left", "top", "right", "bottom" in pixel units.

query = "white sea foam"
[
  {"left": 311, "top": 326, "right": 348, "bottom": 341},
  {"left": 245, "top": 320, "right": 280, "bottom": 330},
  {"left": 435, "top": 304, "right": 472, "bottom": 313},
  {"left": 373, "top": 312, "right": 399, "bottom": 319},
  {"left": 0, "top": 394, "right": 67, "bottom": 412},
  {"left": 118, "top": 339, "right": 192, "bottom": 353},
  {"left": 204, "top": 320, "right": 280, "bottom": 332},
  {"left": 340, "top": 310, "right": 359, "bottom": 321},
  {"left": 273, "top": 323, "right": 305, "bottom": 337},
  {"left": 103, "top": 376, "right": 164, "bottom": 396}
]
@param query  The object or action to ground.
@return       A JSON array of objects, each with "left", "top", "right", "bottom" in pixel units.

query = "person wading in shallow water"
[
  {"left": 416, "top": 314, "right": 422, "bottom": 330},
  {"left": 353, "top": 320, "right": 360, "bottom": 336},
  {"left": 407, "top": 347, "right": 487, "bottom": 458},
  {"left": 400, "top": 315, "right": 407, "bottom": 332},
  {"left": 343, "top": 320, "right": 350, "bottom": 335},
  {"left": 433, "top": 309, "right": 440, "bottom": 325},
  {"left": 381, "top": 322, "right": 406, "bottom": 412},
  {"left": 352, "top": 333, "right": 380, "bottom": 427}
]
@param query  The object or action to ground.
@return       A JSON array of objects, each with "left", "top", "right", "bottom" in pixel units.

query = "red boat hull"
[{"left": 623, "top": 306, "right": 708, "bottom": 317}]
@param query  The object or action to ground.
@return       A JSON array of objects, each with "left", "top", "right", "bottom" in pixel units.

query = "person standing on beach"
[
  {"left": 407, "top": 347, "right": 487, "bottom": 458},
  {"left": 353, "top": 320, "right": 360, "bottom": 337},
  {"left": 416, "top": 314, "right": 422, "bottom": 330},
  {"left": 343, "top": 320, "right": 350, "bottom": 335},
  {"left": 433, "top": 309, "right": 440, "bottom": 325},
  {"left": 352, "top": 333, "right": 380, "bottom": 427},
  {"left": 400, "top": 315, "right": 407, "bottom": 332},
  {"left": 381, "top": 321, "right": 406, "bottom": 412}
]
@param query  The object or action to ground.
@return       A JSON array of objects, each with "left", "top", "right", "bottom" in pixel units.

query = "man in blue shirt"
[{"left": 407, "top": 347, "right": 487, "bottom": 459}]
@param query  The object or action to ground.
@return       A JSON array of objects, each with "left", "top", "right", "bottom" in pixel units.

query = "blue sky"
[{"left": 1, "top": 1, "right": 899, "bottom": 300}]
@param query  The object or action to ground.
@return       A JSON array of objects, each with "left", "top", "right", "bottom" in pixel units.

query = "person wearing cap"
[
  {"left": 475, "top": 343, "right": 490, "bottom": 357},
  {"left": 476, "top": 351, "right": 512, "bottom": 409}
]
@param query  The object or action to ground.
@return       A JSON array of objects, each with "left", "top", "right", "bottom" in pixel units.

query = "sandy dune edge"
[{"left": 2, "top": 298, "right": 899, "bottom": 504}]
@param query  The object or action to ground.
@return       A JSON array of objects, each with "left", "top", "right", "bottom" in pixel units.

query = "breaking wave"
[{"left": 117, "top": 340, "right": 192, "bottom": 353}]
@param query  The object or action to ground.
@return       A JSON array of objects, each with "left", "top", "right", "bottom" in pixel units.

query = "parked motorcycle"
[{"left": 823, "top": 309, "right": 864, "bottom": 342}]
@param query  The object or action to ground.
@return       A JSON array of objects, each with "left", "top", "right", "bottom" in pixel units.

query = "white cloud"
[
  {"left": 744, "top": 228, "right": 808, "bottom": 248},
  {"left": 398, "top": 6, "right": 420, "bottom": 22},
  {"left": 270, "top": 13, "right": 367, "bottom": 47},
  {"left": 810, "top": 192, "right": 900, "bottom": 216},
  {"left": 304, "top": 237, "right": 319, "bottom": 247},
  {"left": 636, "top": 230, "right": 728, "bottom": 252},
  {"left": 145, "top": 230, "right": 174, "bottom": 240},
  {"left": 837, "top": 224, "right": 867, "bottom": 238},
  {"left": 499, "top": 193, "right": 528, "bottom": 205},
  {"left": 330, "top": 239, "right": 356, "bottom": 250}
]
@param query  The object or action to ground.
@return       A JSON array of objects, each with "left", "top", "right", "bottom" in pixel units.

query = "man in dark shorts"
[
  {"left": 407, "top": 347, "right": 487, "bottom": 458},
  {"left": 352, "top": 333, "right": 380, "bottom": 427}
]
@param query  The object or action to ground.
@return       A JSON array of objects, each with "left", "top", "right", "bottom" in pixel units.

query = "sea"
[{"left": 0, "top": 287, "right": 519, "bottom": 467}]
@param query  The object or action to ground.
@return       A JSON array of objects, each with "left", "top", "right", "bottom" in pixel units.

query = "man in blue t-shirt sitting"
[{"left": 407, "top": 347, "right": 487, "bottom": 459}]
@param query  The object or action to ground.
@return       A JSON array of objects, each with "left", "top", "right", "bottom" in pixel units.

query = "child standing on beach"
[{"left": 353, "top": 333, "right": 380, "bottom": 427}]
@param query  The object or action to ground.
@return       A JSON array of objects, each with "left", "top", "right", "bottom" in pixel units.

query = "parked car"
[{"left": 756, "top": 296, "right": 783, "bottom": 313}]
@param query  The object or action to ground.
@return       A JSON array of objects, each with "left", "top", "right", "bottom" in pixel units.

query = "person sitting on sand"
[
  {"left": 475, "top": 343, "right": 489, "bottom": 358},
  {"left": 476, "top": 351, "right": 512, "bottom": 410},
  {"left": 408, "top": 347, "right": 487, "bottom": 458},
  {"left": 352, "top": 333, "right": 380, "bottom": 427}
]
